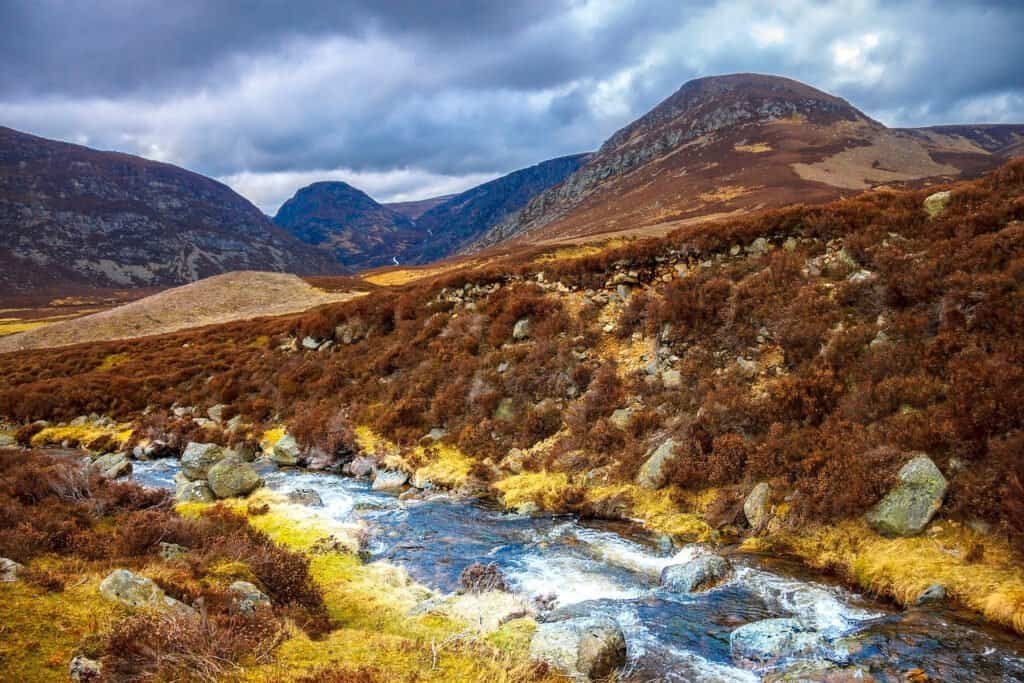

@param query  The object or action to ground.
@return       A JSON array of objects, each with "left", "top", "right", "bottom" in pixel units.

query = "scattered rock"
[
  {"left": 0, "top": 557, "right": 24, "bottom": 582},
  {"left": 736, "top": 357, "right": 759, "bottom": 376},
  {"left": 287, "top": 488, "right": 324, "bottom": 507},
  {"left": 423, "top": 427, "right": 447, "bottom": 442},
  {"left": 660, "top": 554, "right": 732, "bottom": 593},
  {"left": 456, "top": 562, "right": 508, "bottom": 594},
  {"left": 372, "top": 469, "right": 409, "bottom": 491},
  {"left": 494, "top": 398, "right": 516, "bottom": 422},
  {"left": 69, "top": 655, "right": 102, "bottom": 682},
  {"left": 344, "top": 456, "right": 377, "bottom": 478},
  {"left": 334, "top": 319, "right": 367, "bottom": 344},
  {"left": 176, "top": 480, "right": 215, "bottom": 503},
  {"left": 301, "top": 336, "right": 322, "bottom": 350},
  {"left": 660, "top": 369, "right": 682, "bottom": 388},
  {"left": 503, "top": 448, "right": 527, "bottom": 474},
  {"left": 746, "top": 237, "right": 769, "bottom": 256},
  {"left": 744, "top": 482, "right": 772, "bottom": 530},
  {"left": 530, "top": 616, "right": 627, "bottom": 681},
  {"left": 865, "top": 454, "right": 948, "bottom": 536},
  {"left": 914, "top": 583, "right": 946, "bottom": 606},
  {"left": 730, "top": 618, "right": 825, "bottom": 668},
  {"left": 171, "top": 406, "right": 194, "bottom": 418},
  {"left": 0, "top": 434, "right": 16, "bottom": 448},
  {"left": 91, "top": 451, "right": 132, "bottom": 479},
  {"left": 515, "top": 501, "right": 541, "bottom": 515},
  {"left": 783, "top": 237, "right": 798, "bottom": 252},
  {"left": 158, "top": 542, "right": 189, "bottom": 561},
  {"left": 228, "top": 580, "right": 271, "bottom": 614},
  {"left": 513, "top": 318, "right": 532, "bottom": 340},
  {"left": 206, "top": 403, "right": 226, "bottom": 423},
  {"left": 206, "top": 458, "right": 263, "bottom": 498},
  {"left": 636, "top": 438, "right": 677, "bottom": 490},
  {"left": 98, "top": 569, "right": 193, "bottom": 614},
  {"left": 609, "top": 408, "right": 634, "bottom": 430},
  {"left": 270, "top": 434, "right": 302, "bottom": 466},
  {"left": 923, "top": 190, "right": 952, "bottom": 218},
  {"left": 180, "top": 442, "right": 225, "bottom": 480},
  {"left": 133, "top": 439, "right": 175, "bottom": 460}
]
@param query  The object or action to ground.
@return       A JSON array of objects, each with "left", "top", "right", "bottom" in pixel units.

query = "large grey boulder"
[
  {"left": 744, "top": 482, "right": 772, "bottom": 530},
  {"left": 228, "top": 580, "right": 271, "bottom": 614},
  {"left": 730, "top": 618, "right": 825, "bottom": 668},
  {"left": 923, "top": 190, "right": 952, "bottom": 218},
  {"left": 865, "top": 455, "right": 947, "bottom": 536},
  {"left": 98, "top": 569, "right": 193, "bottom": 614},
  {"left": 90, "top": 452, "right": 132, "bottom": 479},
  {"left": 0, "top": 557, "right": 24, "bottom": 582},
  {"left": 661, "top": 554, "right": 732, "bottom": 593},
  {"left": 175, "top": 480, "right": 215, "bottom": 503},
  {"left": 636, "top": 438, "right": 677, "bottom": 490},
  {"left": 530, "top": 616, "right": 627, "bottom": 681},
  {"left": 372, "top": 469, "right": 409, "bottom": 491},
  {"left": 206, "top": 458, "right": 262, "bottom": 498},
  {"left": 180, "top": 442, "right": 224, "bottom": 480},
  {"left": 271, "top": 433, "right": 302, "bottom": 466}
]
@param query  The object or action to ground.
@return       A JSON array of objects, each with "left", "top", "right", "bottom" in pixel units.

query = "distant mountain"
[
  {"left": 0, "top": 126, "right": 335, "bottom": 298},
  {"left": 274, "top": 154, "right": 588, "bottom": 268},
  {"left": 384, "top": 194, "right": 455, "bottom": 220},
  {"left": 472, "top": 74, "right": 1024, "bottom": 249},
  {"left": 273, "top": 181, "right": 422, "bottom": 270}
]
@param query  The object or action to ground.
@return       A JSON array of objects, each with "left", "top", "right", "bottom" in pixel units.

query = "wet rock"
[
  {"left": 206, "top": 458, "right": 262, "bottom": 498},
  {"left": 636, "top": 438, "right": 677, "bottom": 490},
  {"left": 344, "top": 455, "right": 377, "bottom": 478},
  {"left": 372, "top": 469, "right": 409, "bottom": 491},
  {"left": 270, "top": 434, "right": 302, "bottom": 466},
  {"left": 923, "top": 190, "right": 952, "bottom": 218},
  {"left": 744, "top": 482, "right": 772, "bottom": 530},
  {"left": 914, "top": 583, "right": 946, "bottom": 606},
  {"left": 0, "top": 556, "right": 24, "bottom": 582},
  {"left": 530, "top": 616, "right": 627, "bottom": 681},
  {"left": 91, "top": 451, "right": 132, "bottom": 479},
  {"left": 176, "top": 480, "right": 215, "bottom": 503},
  {"left": 180, "top": 442, "right": 224, "bottom": 480},
  {"left": 99, "top": 569, "right": 193, "bottom": 614},
  {"left": 288, "top": 488, "right": 324, "bottom": 507},
  {"left": 228, "top": 580, "right": 271, "bottom": 614},
  {"left": 134, "top": 439, "right": 175, "bottom": 460},
  {"left": 765, "top": 663, "right": 875, "bottom": 682},
  {"left": 865, "top": 455, "right": 947, "bottom": 536},
  {"left": 69, "top": 655, "right": 102, "bottom": 682},
  {"left": 661, "top": 554, "right": 732, "bottom": 593},
  {"left": 513, "top": 317, "right": 531, "bottom": 340},
  {"left": 730, "top": 618, "right": 824, "bottom": 668},
  {"left": 158, "top": 542, "right": 189, "bottom": 561},
  {"left": 456, "top": 562, "right": 508, "bottom": 594}
]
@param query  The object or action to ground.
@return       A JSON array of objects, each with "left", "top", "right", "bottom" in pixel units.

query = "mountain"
[
  {"left": 473, "top": 74, "right": 1024, "bottom": 249},
  {"left": 274, "top": 154, "right": 588, "bottom": 268},
  {"left": 273, "top": 181, "right": 422, "bottom": 270},
  {"left": 0, "top": 126, "right": 335, "bottom": 298},
  {"left": 384, "top": 194, "right": 455, "bottom": 220}
]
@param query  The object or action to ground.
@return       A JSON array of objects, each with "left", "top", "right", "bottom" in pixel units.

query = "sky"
[{"left": 1, "top": 1, "right": 1022, "bottom": 214}]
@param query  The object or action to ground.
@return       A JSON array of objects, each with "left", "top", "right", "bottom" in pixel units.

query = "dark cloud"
[{"left": 1, "top": 0, "right": 1022, "bottom": 212}]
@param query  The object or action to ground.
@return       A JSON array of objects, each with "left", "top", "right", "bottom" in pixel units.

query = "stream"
[{"left": 132, "top": 459, "right": 1024, "bottom": 682}]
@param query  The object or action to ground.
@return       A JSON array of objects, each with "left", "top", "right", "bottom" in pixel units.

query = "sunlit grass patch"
[
  {"left": 30, "top": 423, "right": 133, "bottom": 449},
  {"left": 96, "top": 352, "right": 130, "bottom": 371}
]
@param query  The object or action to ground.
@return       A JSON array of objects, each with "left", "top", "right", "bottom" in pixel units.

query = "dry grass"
[{"left": 734, "top": 142, "right": 773, "bottom": 153}]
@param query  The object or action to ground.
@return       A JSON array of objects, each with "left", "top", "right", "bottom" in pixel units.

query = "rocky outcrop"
[
  {"left": 923, "top": 190, "right": 952, "bottom": 218},
  {"left": 90, "top": 451, "right": 132, "bottom": 479},
  {"left": 636, "top": 438, "right": 677, "bottom": 490},
  {"left": 865, "top": 455, "right": 947, "bottom": 536},
  {"left": 744, "top": 482, "right": 772, "bottom": 530},
  {"left": 660, "top": 554, "right": 732, "bottom": 593},
  {"left": 530, "top": 616, "right": 627, "bottom": 681},
  {"left": 98, "top": 569, "right": 193, "bottom": 614},
  {"left": 180, "top": 442, "right": 224, "bottom": 480},
  {"left": 228, "top": 580, "right": 271, "bottom": 614},
  {"left": 270, "top": 434, "right": 302, "bottom": 466}
]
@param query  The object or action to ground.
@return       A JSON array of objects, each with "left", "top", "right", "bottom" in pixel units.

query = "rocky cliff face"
[
  {"left": 273, "top": 181, "right": 422, "bottom": 271},
  {"left": 472, "top": 74, "right": 1024, "bottom": 249},
  {"left": 0, "top": 126, "right": 335, "bottom": 296}
]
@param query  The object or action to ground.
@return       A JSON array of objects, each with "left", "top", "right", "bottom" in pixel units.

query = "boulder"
[
  {"left": 530, "top": 616, "right": 627, "bottom": 681},
  {"left": 743, "top": 482, "right": 772, "bottom": 530},
  {"left": 609, "top": 408, "right": 634, "bottom": 430},
  {"left": 91, "top": 452, "right": 132, "bottom": 479},
  {"left": 372, "top": 469, "right": 409, "bottom": 491},
  {"left": 206, "top": 404, "right": 226, "bottom": 423},
  {"left": 206, "top": 458, "right": 263, "bottom": 498},
  {"left": 228, "top": 580, "right": 271, "bottom": 614},
  {"left": 98, "top": 569, "right": 193, "bottom": 614},
  {"left": 923, "top": 190, "right": 952, "bottom": 218},
  {"left": 287, "top": 488, "right": 324, "bottom": 507},
  {"left": 69, "top": 655, "right": 102, "bottom": 682},
  {"left": 271, "top": 434, "right": 302, "bottom": 466},
  {"left": 730, "top": 618, "right": 824, "bottom": 668},
  {"left": 344, "top": 455, "right": 377, "bottom": 478},
  {"left": 661, "top": 554, "right": 732, "bottom": 593},
  {"left": 914, "top": 583, "right": 946, "bottom": 606},
  {"left": 0, "top": 557, "right": 24, "bottom": 582},
  {"left": 176, "top": 480, "right": 215, "bottom": 503},
  {"left": 180, "top": 442, "right": 224, "bottom": 480},
  {"left": 134, "top": 439, "right": 176, "bottom": 460},
  {"left": 636, "top": 438, "right": 677, "bottom": 490},
  {"left": 513, "top": 318, "right": 531, "bottom": 340},
  {"left": 865, "top": 455, "right": 947, "bottom": 536},
  {"left": 301, "top": 336, "right": 322, "bottom": 350}
]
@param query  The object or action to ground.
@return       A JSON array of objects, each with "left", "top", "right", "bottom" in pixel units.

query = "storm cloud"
[{"left": 2, "top": 0, "right": 1022, "bottom": 212}]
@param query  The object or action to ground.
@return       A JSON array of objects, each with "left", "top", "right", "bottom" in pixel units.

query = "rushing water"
[{"left": 133, "top": 459, "right": 1024, "bottom": 682}]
